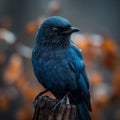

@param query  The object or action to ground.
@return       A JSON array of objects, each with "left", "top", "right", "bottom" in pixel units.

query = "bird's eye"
[{"left": 52, "top": 27, "right": 58, "bottom": 31}]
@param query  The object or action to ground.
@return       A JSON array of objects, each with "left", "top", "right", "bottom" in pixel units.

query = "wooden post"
[{"left": 33, "top": 95, "right": 77, "bottom": 120}]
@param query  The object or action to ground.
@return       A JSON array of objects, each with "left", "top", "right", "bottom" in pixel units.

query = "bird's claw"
[
  {"left": 52, "top": 98, "right": 66, "bottom": 111},
  {"left": 52, "top": 92, "right": 69, "bottom": 111},
  {"left": 32, "top": 89, "right": 49, "bottom": 107}
]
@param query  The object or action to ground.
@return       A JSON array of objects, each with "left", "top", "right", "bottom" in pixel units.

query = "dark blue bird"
[{"left": 32, "top": 16, "right": 92, "bottom": 120}]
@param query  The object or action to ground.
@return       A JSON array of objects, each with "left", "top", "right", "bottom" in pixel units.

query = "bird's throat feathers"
[{"left": 36, "top": 32, "right": 70, "bottom": 48}]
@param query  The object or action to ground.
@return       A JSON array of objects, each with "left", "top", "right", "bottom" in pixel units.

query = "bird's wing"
[{"left": 69, "top": 43, "right": 92, "bottom": 111}]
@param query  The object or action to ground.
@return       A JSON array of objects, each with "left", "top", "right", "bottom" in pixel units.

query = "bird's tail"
[{"left": 75, "top": 103, "right": 91, "bottom": 120}]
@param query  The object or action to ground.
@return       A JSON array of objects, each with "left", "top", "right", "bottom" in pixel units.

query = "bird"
[{"left": 32, "top": 16, "right": 92, "bottom": 120}]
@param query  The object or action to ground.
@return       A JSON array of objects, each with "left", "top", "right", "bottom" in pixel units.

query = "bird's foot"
[
  {"left": 33, "top": 89, "right": 49, "bottom": 107},
  {"left": 52, "top": 92, "right": 70, "bottom": 111}
]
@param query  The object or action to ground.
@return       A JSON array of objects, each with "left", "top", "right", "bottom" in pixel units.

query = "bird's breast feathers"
[{"left": 32, "top": 45, "right": 82, "bottom": 92}]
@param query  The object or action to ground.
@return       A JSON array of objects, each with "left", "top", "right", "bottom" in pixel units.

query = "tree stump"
[{"left": 33, "top": 95, "right": 77, "bottom": 120}]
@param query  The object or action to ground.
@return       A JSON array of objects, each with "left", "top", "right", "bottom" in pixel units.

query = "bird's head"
[{"left": 36, "top": 16, "right": 80, "bottom": 47}]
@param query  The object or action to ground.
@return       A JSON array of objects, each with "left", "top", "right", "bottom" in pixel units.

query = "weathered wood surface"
[{"left": 33, "top": 95, "right": 77, "bottom": 120}]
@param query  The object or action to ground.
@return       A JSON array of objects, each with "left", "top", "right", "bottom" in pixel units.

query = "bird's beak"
[{"left": 62, "top": 26, "right": 80, "bottom": 34}]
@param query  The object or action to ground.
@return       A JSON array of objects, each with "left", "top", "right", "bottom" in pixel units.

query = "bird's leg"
[
  {"left": 33, "top": 89, "right": 49, "bottom": 107},
  {"left": 52, "top": 92, "right": 70, "bottom": 111}
]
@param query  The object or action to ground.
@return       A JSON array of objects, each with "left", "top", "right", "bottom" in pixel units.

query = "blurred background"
[{"left": 0, "top": 0, "right": 120, "bottom": 120}]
